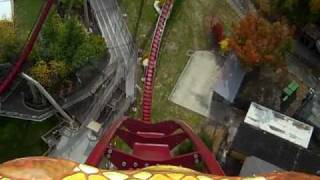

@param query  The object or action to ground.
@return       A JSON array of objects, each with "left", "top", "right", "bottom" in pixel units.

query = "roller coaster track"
[
  {"left": 86, "top": 117, "right": 224, "bottom": 175},
  {"left": 0, "top": 0, "right": 54, "bottom": 96},
  {"left": 87, "top": 0, "right": 225, "bottom": 175},
  {"left": 141, "top": 0, "right": 173, "bottom": 122}
]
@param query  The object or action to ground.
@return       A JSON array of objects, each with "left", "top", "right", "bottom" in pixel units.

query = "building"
[
  {"left": 0, "top": 0, "right": 13, "bottom": 21},
  {"left": 229, "top": 103, "right": 319, "bottom": 175},
  {"left": 245, "top": 102, "right": 313, "bottom": 149},
  {"left": 228, "top": 103, "right": 320, "bottom": 175},
  {"left": 212, "top": 52, "right": 246, "bottom": 104},
  {"left": 230, "top": 123, "right": 320, "bottom": 175}
]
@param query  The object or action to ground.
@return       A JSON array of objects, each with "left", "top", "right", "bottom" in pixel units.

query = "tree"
[
  {"left": 36, "top": 12, "right": 106, "bottom": 70},
  {"left": 72, "top": 34, "right": 106, "bottom": 69},
  {"left": 30, "top": 61, "right": 53, "bottom": 88},
  {"left": 310, "top": 0, "right": 320, "bottom": 13},
  {"left": 57, "top": 16, "right": 86, "bottom": 62},
  {"left": 31, "top": 12, "right": 106, "bottom": 89},
  {"left": 59, "top": 0, "right": 84, "bottom": 14},
  {"left": 38, "top": 13, "right": 63, "bottom": 59},
  {"left": 30, "top": 60, "right": 70, "bottom": 88},
  {"left": 230, "top": 13, "right": 293, "bottom": 69},
  {"left": 0, "top": 21, "right": 20, "bottom": 63},
  {"left": 219, "top": 38, "right": 231, "bottom": 54}
]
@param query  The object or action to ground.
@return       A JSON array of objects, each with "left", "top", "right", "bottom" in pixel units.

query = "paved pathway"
[{"left": 170, "top": 51, "right": 223, "bottom": 117}]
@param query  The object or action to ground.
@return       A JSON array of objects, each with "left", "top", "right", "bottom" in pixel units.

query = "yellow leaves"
[
  {"left": 0, "top": 20, "right": 17, "bottom": 62},
  {"left": 310, "top": 0, "right": 320, "bottom": 12},
  {"left": 30, "top": 61, "right": 53, "bottom": 88},
  {"left": 30, "top": 60, "right": 70, "bottom": 88},
  {"left": 219, "top": 38, "right": 230, "bottom": 54},
  {"left": 0, "top": 20, "right": 14, "bottom": 35}
]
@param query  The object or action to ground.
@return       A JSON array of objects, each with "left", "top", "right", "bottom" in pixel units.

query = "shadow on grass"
[{"left": 0, "top": 117, "right": 58, "bottom": 163}]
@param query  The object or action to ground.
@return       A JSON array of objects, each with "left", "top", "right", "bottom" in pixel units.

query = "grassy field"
[
  {"left": 14, "top": 0, "right": 44, "bottom": 40},
  {"left": 0, "top": 118, "right": 58, "bottom": 163},
  {"left": 120, "top": 0, "right": 239, "bottom": 127}
]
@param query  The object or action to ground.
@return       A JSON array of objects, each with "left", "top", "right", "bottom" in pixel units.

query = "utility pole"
[{"left": 21, "top": 73, "right": 79, "bottom": 130}]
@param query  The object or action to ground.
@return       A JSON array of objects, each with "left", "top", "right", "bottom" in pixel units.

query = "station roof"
[
  {"left": 0, "top": 0, "right": 13, "bottom": 21},
  {"left": 231, "top": 123, "right": 320, "bottom": 175},
  {"left": 245, "top": 102, "right": 314, "bottom": 148}
]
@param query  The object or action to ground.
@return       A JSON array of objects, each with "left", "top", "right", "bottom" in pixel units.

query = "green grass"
[
  {"left": 0, "top": 117, "right": 58, "bottom": 163},
  {"left": 14, "top": 0, "right": 44, "bottom": 40},
  {"left": 0, "top": 0, "right": 56, "bottom": 163},
  {"left": 119, "top": 0, "right": 158, "bottom": 49},
  {"left": 121, "top": 0, "right": 239, "bottom": 127}
]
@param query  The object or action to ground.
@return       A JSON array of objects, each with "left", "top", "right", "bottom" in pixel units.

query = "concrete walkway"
[{"left": 170, "top": 51, "right": 223, "bottom": 117}]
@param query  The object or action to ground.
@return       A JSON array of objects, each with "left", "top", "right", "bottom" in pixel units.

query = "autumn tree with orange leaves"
[{"left": 230, "top": 13, "right": 293, "bottom": 70}]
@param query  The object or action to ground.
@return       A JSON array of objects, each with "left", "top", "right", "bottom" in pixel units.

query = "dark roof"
[
  {"left": 303, "top": 24, "right": 320, "bottom": 40},
  {"left": 231, "top": 124, "right": 320, "bottom": 175}
]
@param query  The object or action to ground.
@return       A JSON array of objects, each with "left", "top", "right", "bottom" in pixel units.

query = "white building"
[
  {"left": 0, "top": 0, "right": 13, "bottom": 21},
  {"left": 244, "top": 102, "right": 314, "bottom": 148}
]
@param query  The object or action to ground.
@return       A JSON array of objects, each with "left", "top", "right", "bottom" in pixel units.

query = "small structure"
[
  {"left": 245, "top": 102, "right": 313, "bottom": 148},
  {"left": 0, "top": 0, "right": 14, "bottom": 21},
  {"left": 86, "top": 121, "right": 102, "bottom": 134},
  {"left": 280, "top": 81, "right": 299, "bottom": 111}
]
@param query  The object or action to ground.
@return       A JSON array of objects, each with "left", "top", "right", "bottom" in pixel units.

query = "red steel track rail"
[
  {"left": 86, "top": 117, "right": 225, "bottom": 175},
  {"left": 141, "top": 0, "right": 173, "bottom": 122},
  {"left": 0, "top": 0, "right": 54, "bottom": 95}
]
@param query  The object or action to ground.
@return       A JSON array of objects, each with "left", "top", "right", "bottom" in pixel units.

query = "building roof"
[
  {"left": 240, "top": 156, "right": 284, "bottom": 176},
  {"left": 303, "top": 24, "right": 320, "bottom": 41},
  {"left": 245, "top": 102, "right": 314, "bottom": 148},
  {"left": 231, "top": 123, "right": 320, "bottom": 175},
  {"left": 299, "top": 92, "right": 320, "bottom": 128},
  {"left": 213, "top": 53, "right": 246, "bottom": 103},
  {"left": 0, "top": 0, "right": 13, "bottom": 21}
]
